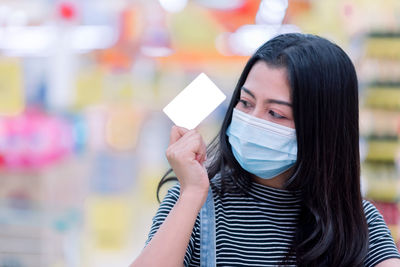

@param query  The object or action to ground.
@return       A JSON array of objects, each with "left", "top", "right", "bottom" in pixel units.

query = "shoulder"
[
  {"left": 363, "top": 199, "right": 383, "bottom": 222},
  {"left": 362, "top": 200, "right": 395, "bottom": 230},
  {"left": 362, "top": 199, "right": 392, "bottom": 237},
  {"left": 162, "top": 182, "right": 181, "bottom": 201},
  {"left": 148, "top": 183, "right": 181, "bottom": 224},
  {"left": 362, "top": 200, "right": 400, "bottom": 267},
  {"left": 155, "top": 182, "right": 181, "bottom": 214}
]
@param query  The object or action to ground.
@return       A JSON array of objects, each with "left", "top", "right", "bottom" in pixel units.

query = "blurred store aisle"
[{"left": 0, "top": 0, "right": 399, "bottom": 266}]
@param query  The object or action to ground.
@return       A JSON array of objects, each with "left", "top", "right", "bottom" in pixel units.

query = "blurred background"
[{"left": 0, "top": 0, "right": 399, "bottom": 266}]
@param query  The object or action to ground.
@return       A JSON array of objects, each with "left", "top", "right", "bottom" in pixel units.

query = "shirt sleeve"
[
  {"left": 144, "top": 183, "right": 198, "bottom": 267},
  {"left": 363, "top": 200, "right": 400, "bottom": 267}
]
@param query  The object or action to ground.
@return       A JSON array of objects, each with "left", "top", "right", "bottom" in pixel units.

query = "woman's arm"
[
  {"left": 130, "top": 188, "right": 207, "bottom": 267},
  {"left": 131, "top": 126, "right": 210, "bottom": 267}
]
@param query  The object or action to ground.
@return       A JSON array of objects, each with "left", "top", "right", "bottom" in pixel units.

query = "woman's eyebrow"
[
  {"left": 267, "top": 99, "right": 292, "bottom": 107},
  {"left": 241, "top": 87, "right": 255, "bottom": 99},
  {"left": 241, "top": 86, "right": 292, "bottom": 107}
]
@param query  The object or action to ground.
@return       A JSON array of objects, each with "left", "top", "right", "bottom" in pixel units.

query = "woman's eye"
[
  {"left": 269, "top": 110, "right": 285, "bottom": 119},
  {"left": 239, "top": 100, "right": 252, "bottom": 108}
]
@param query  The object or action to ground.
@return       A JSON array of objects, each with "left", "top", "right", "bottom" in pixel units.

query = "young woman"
[{"left": 131, "top": 33, "right": 400, "bottom": 266}]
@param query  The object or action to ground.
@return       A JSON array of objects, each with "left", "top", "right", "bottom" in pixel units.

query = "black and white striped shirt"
[{"left": 146, "top": 175, "right": 400, "bottom": 266}]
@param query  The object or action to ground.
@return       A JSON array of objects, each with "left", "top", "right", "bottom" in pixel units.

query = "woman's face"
[{"left": 235, "top": 61, "right": 294, "bottom": 129}]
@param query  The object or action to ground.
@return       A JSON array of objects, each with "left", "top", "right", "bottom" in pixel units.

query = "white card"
[{"left": 163, "top": 73, "right": 226, "bottom": 130}]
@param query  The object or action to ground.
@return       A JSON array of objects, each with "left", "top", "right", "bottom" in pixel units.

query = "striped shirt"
[{"left": 146, "top": 175, "right": 400, "bottom": 266}]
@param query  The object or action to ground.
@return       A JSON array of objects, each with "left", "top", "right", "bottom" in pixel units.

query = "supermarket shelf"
[{"left": 365, "top": 32, "right": 400, "bottom": 59}]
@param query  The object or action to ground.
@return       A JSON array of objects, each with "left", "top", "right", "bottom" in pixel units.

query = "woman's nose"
[{"left": 251, "top": 105, "right": 264, "bottom": 120}]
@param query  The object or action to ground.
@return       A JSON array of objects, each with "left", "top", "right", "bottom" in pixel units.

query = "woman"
[{"left": 131, "top": 34, "right": 400, "bottom": 266}]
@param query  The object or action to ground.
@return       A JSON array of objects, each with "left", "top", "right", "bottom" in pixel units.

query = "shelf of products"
[{"left": 360, "top": 32, "right": 400, "bottom": 250}]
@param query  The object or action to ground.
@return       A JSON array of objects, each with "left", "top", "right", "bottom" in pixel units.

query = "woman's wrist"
[{"left": 178, "top": 187, "right": 209, "bottom": 210}]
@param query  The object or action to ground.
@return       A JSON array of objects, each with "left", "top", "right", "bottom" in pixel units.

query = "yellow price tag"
[
  {"left": 87, "top": 196, "right": 131, "bottom": 250},
  {"left": 0, "top": 58, "right": 24, "bottom": 115},
  {"left": 75, "top": 68, "right": 104, "bottom": 109}
]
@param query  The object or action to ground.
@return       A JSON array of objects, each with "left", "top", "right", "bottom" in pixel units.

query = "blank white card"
[{"left": 163, "top": 73, "right": 226, "bottom": 130}]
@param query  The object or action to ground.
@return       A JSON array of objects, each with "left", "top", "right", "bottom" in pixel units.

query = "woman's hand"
[{"left": 166, "top": 126, "right": 209, "bottom": 198}]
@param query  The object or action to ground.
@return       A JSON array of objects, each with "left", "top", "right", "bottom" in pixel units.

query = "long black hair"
[{"left": 157, "top": 33, "right": 369, "bottom": 266}]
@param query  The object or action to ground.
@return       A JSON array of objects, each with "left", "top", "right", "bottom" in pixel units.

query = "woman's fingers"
[
  {"left": 165, "top": 126, "right": 210, "bottom": 193},
  {"left": 169, "top": 125, "right": 189, "bottom": 145},
  {"left": 167, "top": 127, "right": 207, "bottom": 164},
  {"left": 197, "top": 135, "right": 207, "bottom": 164},
  {"left": 183, "top": 130, "right": 207, "bottom": 164}
]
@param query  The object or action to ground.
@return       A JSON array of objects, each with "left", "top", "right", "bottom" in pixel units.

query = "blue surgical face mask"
[{"left": 226, "top": 108, "right": 297, "bottom": 179}]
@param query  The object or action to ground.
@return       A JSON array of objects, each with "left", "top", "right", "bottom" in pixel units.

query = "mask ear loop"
[{"left": 285, "top": 126, "right": 300, "bottom": 189}]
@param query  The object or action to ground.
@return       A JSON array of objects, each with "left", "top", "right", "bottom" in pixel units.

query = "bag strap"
[{"left": 199, "top": 186, "right": 216, "bottom": 267}]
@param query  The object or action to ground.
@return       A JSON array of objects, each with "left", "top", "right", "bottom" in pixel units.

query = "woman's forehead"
[{"left": 242, "top": 62, "right": 291, "bottom": 102}]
